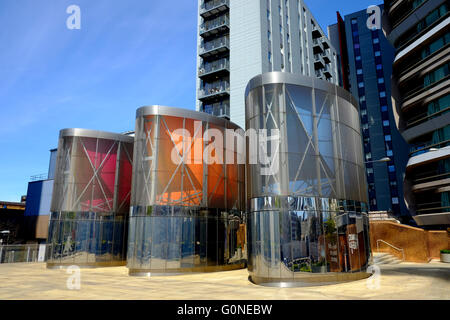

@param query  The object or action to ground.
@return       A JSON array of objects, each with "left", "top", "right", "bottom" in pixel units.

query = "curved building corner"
[
  {"left": 47, "top": 129, "right": 134, "bottom": 268},
  {"left": 245, "top": 72, "right": 372, "bottom": 287},
  {"left": 127, "top": 106, "right": 247, "bottom": 275}
]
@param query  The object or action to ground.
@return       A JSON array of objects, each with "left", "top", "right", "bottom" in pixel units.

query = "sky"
[{"left": 0, "top": 0, "right": 381, "bottom": 202}]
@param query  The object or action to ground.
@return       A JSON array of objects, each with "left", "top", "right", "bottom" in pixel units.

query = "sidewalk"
[{"left": 0, "top": 261, "right": 448, "bottom": 300}]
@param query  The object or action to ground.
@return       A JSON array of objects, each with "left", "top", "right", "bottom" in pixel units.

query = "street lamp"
[{"left": 365, "top": 157, "right": 391, "bottom": 164}]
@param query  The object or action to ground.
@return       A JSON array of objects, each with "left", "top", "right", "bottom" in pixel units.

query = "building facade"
[
  {"left": 24, "top": 149, "right": 58, "bottom": 241},
  {"left": 196, "top": 0, "right": 340, "bottom": 129},
  {"left": 245, "top": 72, "right": 371, "bottom": 286},
  {"left": 328, "top": 7, "right": 411, "bottom": 220},
  {"left": 383, "top": 0, "right": 450, "bottom": 228}
]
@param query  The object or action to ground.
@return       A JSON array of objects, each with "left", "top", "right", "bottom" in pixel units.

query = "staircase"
[{"left": 372, "top": 252, "right": 403, "bottom": 265}]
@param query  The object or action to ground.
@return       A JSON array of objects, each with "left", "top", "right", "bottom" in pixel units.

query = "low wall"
[{"left": 369, "top": 221, "right": 449, "bottom": 263}]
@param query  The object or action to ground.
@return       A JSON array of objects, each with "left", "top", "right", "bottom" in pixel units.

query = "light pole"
[{"left": 365, "top": 157, "right": 391, "bottom": 164}]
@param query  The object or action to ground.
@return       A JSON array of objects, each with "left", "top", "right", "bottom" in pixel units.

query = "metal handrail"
[{"left": 376, "top": 239, "right": 405, "bottom": 261}]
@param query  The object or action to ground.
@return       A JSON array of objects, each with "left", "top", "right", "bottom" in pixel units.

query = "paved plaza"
[{"left": 0, "top": 261, "right": 448, "bottom": 300}]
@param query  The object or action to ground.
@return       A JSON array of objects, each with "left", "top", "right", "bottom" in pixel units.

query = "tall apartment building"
[
  {"left": 196, "top": 0, "right": 339, "bottom": 129},
  {"left": 328, "top": 7, "right": 411, "bottom": 221},
  {"left": 383, "top": 0, "right": 450, "bottom": 229}
]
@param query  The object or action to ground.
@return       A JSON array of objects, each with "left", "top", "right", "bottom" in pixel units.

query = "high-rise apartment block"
[
  {"left": 196, "top": 0, "right": 339, "bottom": 129},
  {"left": 383, "top": 0, "right": 450, "bottom": 228},
  {"left": 329, "top": 7, "right": 411, "bottom": 220}
]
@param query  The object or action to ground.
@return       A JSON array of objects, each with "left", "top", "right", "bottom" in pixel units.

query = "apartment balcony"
[
  {"left": 199, "top": 37, "right": 230, "bottom": 58},
  {"left": 313, "top": 54, "right": 325, "bottom": 70},
  {"left": 202, "top": 101, "right": 230, "bottom": 119},
  {"left": 312, "top": 26, "right": 322, "bottom": 39},
  {"left": 320, "top": 50, "right": 331, "bottom": 64},
  {"left": 322, "top": 39, "right": 330, "bottom": 50},
  {"left": 323, "top": 65, "right": 332, "bottom": 78},
  {"left": 198, "top": 58, "right": 229, "bottom": 79},
  {"left": 312, "top": 38, "right": 324, "bottom": 54},
  {"left": 198, "top": 81, "right": 230, "bottom": 101},
  {"left": 200, "top": 0, "right": 229, "bottom": 19},
  {"left": 315, "top": 70, "right": 325, "bottom": 81},
  {"left": 402, "top": 76, "right": 450, "bottom": 110},
  {"left": 199, "top": 15, "right": 229, "bottom": 38}
]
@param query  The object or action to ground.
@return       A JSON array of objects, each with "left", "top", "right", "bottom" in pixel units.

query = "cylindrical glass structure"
[
  {"left": 47, "top": 129, "right": 134, "bottom": 267},
  {"left": 128, "top": 106, "right": 246, "bottom": 275},
  {"left": 245, "top": 72, "right": 371, "bottom": 286}
]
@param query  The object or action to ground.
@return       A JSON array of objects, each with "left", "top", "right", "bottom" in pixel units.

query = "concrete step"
[{"left": 373, "top": 252, "right": 403, "bottom": 265}]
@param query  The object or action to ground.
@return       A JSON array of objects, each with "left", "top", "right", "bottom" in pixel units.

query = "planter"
[{"left": 441, "top": 253, "right": 450, "bottom": 263}]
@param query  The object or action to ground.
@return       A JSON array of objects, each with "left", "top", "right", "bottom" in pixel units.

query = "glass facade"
[
  {"left": 47, "top": 129, "right": 134, "bottom": 267},
  {"left": 127, "top": 106, "right": 246, "bottom": 275},
  {"left": 245, "top": 72, "right": 371, "bottom": 286}
]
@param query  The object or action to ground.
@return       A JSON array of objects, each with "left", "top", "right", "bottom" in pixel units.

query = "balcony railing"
[
  {"left": 409, "top": 139, "right": 450, "bottom": 156},
  {"left": 313, "top": 54, "right": 325, "bottom": 69},
  {"left": 406, "top": 107, "right": 450, "bottom": 129},
  {"left": 200, "top": 36, "right": 230, "bottom": 55},
  {"left": 323, "top": 65, "right": 332, "bottom": 78},
  {"left": 203, "top": 101, "right": 230, "bottom": 118},
  {"left": 412, "top": 171, "right": 450, "bottom": 185},
  {"left": 403, "top": 75, "right": 450, "bottom": 102},
  {"left": 0, "top": 244, "right": 46, "bottom": 264},
  {"left": 199, "top": 81, "right": 230, "bottom": 99},
  {"left": 200, "top": 0, "right": 229, "bottom": 16},
  {"left": 199, "top": 58, "right": 229, "bottom": 77},
  {"left": 200, "top": 15, "right": 229, "bottom": 36},
  {"left": 30, "top": 173, "right": 48, "bottom": 182},
  {"left": 312, "top": 38, "right": 324, "bottom": 53}
]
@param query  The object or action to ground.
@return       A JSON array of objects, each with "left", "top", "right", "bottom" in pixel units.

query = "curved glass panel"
[
  {"left": 128, "top": 108, "right": 246, "bottom": 274},
  {"left": 245, "top": 74, "right": 371, "bottom": 286},
  {"left": 47, "top": 130, "right": 133, "bottom": 267}
]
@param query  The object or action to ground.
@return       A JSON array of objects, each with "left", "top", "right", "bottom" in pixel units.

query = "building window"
[
  {"left": 361, "top": 109, "right": 367, "bottom": 116},
  {"left": 357, "top": 69, "right": 363, "bottom": 75},
  {"left": 381, "top": 105, "right": 388, "bottom": 112},
  {"left": 383, "top": 120, "right": 389, "bottom": 126},
  {"left": 355, "top": 55, "right": 361, "bottom": 61},
  {"left": 380, "top": 91, "right": 386, "bottom": 98},
  {"left": 387, "top": 149, "right": 393, "bottom": 157},
  {"left": 392, "top": 197, "right": 399, "bottom": 204},
  {"left": 354, "top": 43, "right": 360, "bottom": 49},
  {"left": 385, "top": 134, "right": 392, "bottom": 141},
  {"left": 374, "top": 51, "right": 381, "bottom": 56},
  {"left": 373, "top": 38, "right": 380, "bottom": 44},
  {"left": 358, "top": 82, "right": 364, "bottom": 88},
  {"left": 359, "top": 96, "right": 366, "bottom": 103},
  {"left": 376, "top": 64, "right": 382, "bottom": 70},
  {"left": 351, "top": 18, "right": 357, "bottom": 24},
  {"left": 378, "top": 78, "right": 385, "bottom": 84},
  {"left": 388, "top": 165, "right": 395, "bottom": 173}
]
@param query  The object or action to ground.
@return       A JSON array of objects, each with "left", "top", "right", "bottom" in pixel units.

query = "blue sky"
[{"left": 0, "top": 0, "right": 380, "bottom": 202}]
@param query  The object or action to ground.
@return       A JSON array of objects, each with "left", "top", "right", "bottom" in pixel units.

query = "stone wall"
[{"left": 369, "top": 221, "right": 449, "bottom": 262}]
